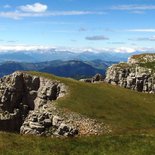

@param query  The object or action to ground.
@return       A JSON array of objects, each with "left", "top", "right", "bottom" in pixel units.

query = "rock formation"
[
  {"left": 0, "top": 71, "right": 78, "bottom": 136},
  {"left": 0, "top": 71, "right": 106, "bottom": 137},
  {"left": 128, "top": 53, "right": 155, "bottom": 64},
  {"left": 105, "top": 54, "right": 155, "bottom": 93},
  {"left": 80, "top": 73, "right": 104, "bottom": 83}
]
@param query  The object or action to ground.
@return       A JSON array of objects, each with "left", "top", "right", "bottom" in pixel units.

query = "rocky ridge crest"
[{"left": 105, "top": 54, "right": 155, "bottom": 93}]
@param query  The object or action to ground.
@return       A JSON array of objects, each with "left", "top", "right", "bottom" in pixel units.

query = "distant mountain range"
[
  {"left": 0, "top": 49, "right": 154, "bottom": 79},
  {"left": 0, "top": 60, "right": 116, "bottom": 79},
  {"left": 0, "top": 49, "right": 150, "bottom": 63}
]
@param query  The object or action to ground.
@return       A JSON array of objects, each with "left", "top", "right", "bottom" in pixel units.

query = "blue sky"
[{"left": 0, "top": 0, "right": 155, "bottom": 52}]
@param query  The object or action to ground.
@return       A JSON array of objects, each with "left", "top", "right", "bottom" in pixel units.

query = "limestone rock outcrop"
[
  {"left": 0, "top": 71, "right": 78, "bottom": 137},
  {"left": 0, "top": 71, "right": 106, "bottom": 137},
  {"left": 128, "top": 53, "right": 155, "bottom": 64},
  {"left": 20, "top": 110, "right": 78, "bottom": 137},
  {"left": 105, "top": 54, "right": 155, "bottom": 93}
]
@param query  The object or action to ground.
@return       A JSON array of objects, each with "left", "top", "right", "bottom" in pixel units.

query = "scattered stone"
[
  {"left": 92, "top": 73, "right": 104, "bottom": 82},
  {"left": 80, "top": 73, "right": 104, "bottom": 83}
]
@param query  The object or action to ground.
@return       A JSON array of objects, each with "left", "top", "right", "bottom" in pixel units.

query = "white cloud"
[
  {"left": 127, "top": 29, "right": 155, "bottom": 32},
  {"left": 0, "top": 45, "right": 56, "bottom": 52},
  {"left": 108, "top": 42, "right": 126, "bottom": 45},
  {"left": 112, "top": 47, "right": 136, "bottom": 53},
  {"left": 47, "top": 11, "right": 103, "bottom": 16},
  {"left": 0, "top": 45, "right": 155, "bottom": 54},
  {"left": 98, "top": 47, "right": 155, "bottom": 53},
  {"left": 0, "top": 2, "right": 105, "bottom": 20},
  {"left": 0, "top": 10, "right": 104, "bottom": 20},
  {"left": 111, "top": 5, "right": 155, "bottom": 10},
  {"left": 130, "top": 11, "right": 144, "bottom": 14},
  {"left": 19, "top": 3, "right": 48, "bottom": 13},
  {"left": 0, "top": 11, "right": 22, "bottom": 20}
]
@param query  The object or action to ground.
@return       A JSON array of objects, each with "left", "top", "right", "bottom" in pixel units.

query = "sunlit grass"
[
  {"left": 1, "top": 132, "right": 155, "bottom": 155},
  {"left": 1, "top": 71, "right": 155, "bottom": 154}
]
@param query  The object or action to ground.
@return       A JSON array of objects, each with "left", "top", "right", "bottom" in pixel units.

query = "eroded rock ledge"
[
  {"left": 105, "top": 54, "right": 155, "bottom": 93},
  {"left": 0, "top": 71, "right": 75, "bottom": 136},
  {"left": 0, "top": 72, "right": 106, "bottom": 137}
]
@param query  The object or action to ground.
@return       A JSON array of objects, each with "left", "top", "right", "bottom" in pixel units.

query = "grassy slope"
[
  {"left": 1, "top": 71, "right": 155, "bottom": 154},
  {"left": 1, "top": 132, "right": 155, "bottom": 155},
  {"left": 30, "top": 71, "right": 155, "bottom": 132}
]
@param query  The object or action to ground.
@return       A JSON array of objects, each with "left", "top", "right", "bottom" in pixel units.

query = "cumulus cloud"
[
  {"left": 85, "top": 35, "right": 109, "bottom": 41},
  {"left": 0, "top": 1, "right": 106, "bottom": 20},
  {"left": 19, "top": 3, "right": 48, "bottom": 13},
  {"left": 0, "top": 2, "right": 105, "bottom": 20}
]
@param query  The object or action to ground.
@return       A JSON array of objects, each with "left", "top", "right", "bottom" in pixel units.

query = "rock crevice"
[{"left": 0, "top": 71, "right": 78, "bottom": 136}]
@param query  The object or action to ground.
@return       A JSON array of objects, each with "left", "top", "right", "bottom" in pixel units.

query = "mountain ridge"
[
  {"left": 0, "top": 50, "right": 153, "bottom": 63},
  {"left": 0, "top": 60, "right": 115, "bottom": 79}
]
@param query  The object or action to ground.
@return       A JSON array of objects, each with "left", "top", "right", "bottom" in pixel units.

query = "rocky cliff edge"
[{"left": 105, "top": 53, "right": 155, "bottom": 93}]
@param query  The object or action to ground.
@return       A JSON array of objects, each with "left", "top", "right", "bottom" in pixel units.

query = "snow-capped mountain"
[{"left": 0, "top": 49, "right": 153, "bottom": 63}]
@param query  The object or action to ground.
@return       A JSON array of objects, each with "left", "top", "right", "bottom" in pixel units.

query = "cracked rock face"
[
  {"left": 105, "top": 61, "right": 155, "bottom": 93},
  {"left": 20, "top": 111, "right": 78, "bottom": 137},
  {"left": 0, "top": 71, "right": 78, "bottom": 137}
]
